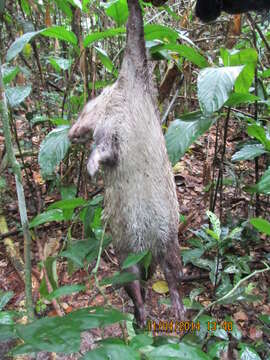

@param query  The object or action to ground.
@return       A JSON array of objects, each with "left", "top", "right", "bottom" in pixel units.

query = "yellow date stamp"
[{"left": 147, "top": 320, "right": 234, "bottom": 334}]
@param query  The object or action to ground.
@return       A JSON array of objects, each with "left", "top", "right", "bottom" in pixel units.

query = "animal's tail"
[{"left": 125, "top": 0, "right": 147, "bottom": 70}]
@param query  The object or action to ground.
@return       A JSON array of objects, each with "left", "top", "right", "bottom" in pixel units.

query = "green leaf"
[
  {"left": 0, "top": 324, "right": 17, "bottom": 341},
  {"left": 0, "top": 291, "right": 14, "bottom": 311},
  {"left": 208, "top": 342, "right": 229, "bottom": 359},
  {"left": 103, "top": 0, "right": 128, "bottom": 26},
  {"left": 49, "top": 57, "right": 73, "bottom": 71},
  {"left": 95, "top": 47, "right": 118, "bottom": 76},
  {"left": 144, "top": 24, "right": 179, "bottom": 43},
  {"left": 29, "top": 209, "right": 65, "bottom": 228},
  {"left": 5, "top": 85, "right": 32, "bottom": 107},
  {"left": 225, "top": 93, "right": 259, "bottom": 107},
  {"left": 220, "top": 48, "right": 257, "bottom": 94},
  {"left": 46, "top": 285, "right": 85, "bottom": 301},
  {"left": 129, "top": 334, "right": 153, "bottom": 350},
  {"left": 232, "top": 144, "right": 267, "bottom": 161},
  {"left": 41, "top": 26, "right": 77, "bottom": 45},
  {"left": 100, "top": 272, "right": 139, "bottom": 286},
  {"left": 6, "top": 31, "right": 41, "bottom": 61},
  {"left": 252, "top": 167, "right": 270, "bottom": 195},
  {"left": 148, "top": 343, "right": 211, "bottom": 360},
  {"left": 3, "top": 66, "right": 20, "bottom": 85},
  {"left": 21, "top": 0, "right": 30, "bottom": 15},
  {"left": 206, "top": 212, "right": 221, "bottom": 239},
  {"left": 13, "top": 308, "right": 128, "bottom": 354},
  {"left": 239, "top": 344, "right": 261, "bottom": 360},
  {"left": 122, "top": 251, "right": 149, "bottom": 269},
  {"left": 198, "top": 66, "right": 243, "bottom": 115},
  {"left": 83, "top": 28, "right": 125, "bottom": 47},
  {"left": 247, "top": 124, "right": 270, "bottom": 150},
  {"left": 69, "top": 0, "right": 82, "bottom": 10},
  {"left": 261, "top": 68, "right": 270, "bottom": 79},
  {"left": 48, "top": 198, "right": 87, "bottom": 211},
  {"left": 165, "top": 111, "right": 215, "bottom": 166},
  {"left": 82, "top": 344, "right": 140, "bottom": 360},
  {"left": 38, "top": 125, "right": 70, "bottom": 177},
  {"left": 53, "top": 0, "right": 73, "bottom": 17},
  {"left": 150, "top": 44, "right": 208, "bottom": 68},
  {"left": 250, "top": 218, "right": 270, "bottom": 235}
]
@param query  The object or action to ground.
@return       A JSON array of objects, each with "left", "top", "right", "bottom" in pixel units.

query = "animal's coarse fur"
[
  {"left": 195, "top": 0, "right": 270, "bottom": 22},
  {"left": 69, "top": 0, "right": 185, "bottom": 326}
]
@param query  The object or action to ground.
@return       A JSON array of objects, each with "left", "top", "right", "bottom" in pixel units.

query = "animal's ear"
[{"left": 195, "top": 0, "right": 222, "bottom": 22}]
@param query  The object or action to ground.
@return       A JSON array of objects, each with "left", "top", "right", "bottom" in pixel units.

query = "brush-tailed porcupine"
[{"left": 68, "top": 0, "right": 185, "bottom": 327}]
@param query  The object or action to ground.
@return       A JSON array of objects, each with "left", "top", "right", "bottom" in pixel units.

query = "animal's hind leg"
[
  {"left": 123, "top": 265, "right": 146, "bottom": 328},
  {"left": 161, "top": 241, "right": 186, "bottom": 320}
]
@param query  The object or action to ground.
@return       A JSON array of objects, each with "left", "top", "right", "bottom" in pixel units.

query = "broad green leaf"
[
  {"left": 150, "top": 43, "right": 208, "bottom": 68},
  {"left": 48, "top": 198, "right": 87, "bottom": 211},
  {"left": 5, "top": 85, "right": 31, "bottom": 107},
  {"left": 6, "top": 31, "right": 41, "bottom": 61},
  {"left": 46, "top": 285, "right": 85, "bottom": 301},
  {"left": 247, "top": 124, "right": 270, "bottom": 150},
  {"left": 0, "top": 291, "right": 14, "bottom": 311},
  {"left": 2, "top": 66, "right": 20, "bottom": 85},
  {"left": 208, "top": 342, "right": 229, "bottom": 358},
  {"left": 252, "top": 167, "right": 270, "bottom": 195},
  {"left": 83, "top": 344, "right": 140, "bottom": 360},
  {"left": 49, "top": 57, "right": 72, "bottom": 71},
  {"left": 144, "top": 24, "right": 179, "bottom": 43},
  {"left": 225, "top": 93, "right": 259, "bottom": 107},
  {"left": 41, "top": 26, "right": 77, "bottom": 45},
  {"left": 232, "top": 144, "right": 267, "bottom": 161},
  {"left": 53, "top": 0, "right": 73, "bottom": 17},
  {"left": 0, "top": 324, "right": 17, "bottom": 341},
  {"left": 220, "top": 48, "right": 257, "bottom": 93},
  {"left": 250, "top": 218, "right": 270, "bottom": 235},
  {"left": 261, "top": 68, "right": 270, "bottom": 79},
  {"left": 181, "top": 248, "right": 205, "bottom": 266},
  {"left": 38, "top": 125, "right": 70, "bottom": 177},
  {"left": 13, "top": 308, "right": 128, "bottom": 354},
  {"left": 122, "top": 251, "right": 149, "bottom": 269},
  {"left": 29, "top": 209, "right": 65, "bottom": 228},
  {"left": 100, "top": 272, "right": 139, "bottom": 286},
  {"left": 206, "top": 211, "right": 221, "bottom": 240},
  {"left": 129, "top": 334, "right": 153, "bottom": 350},
  {"left": 198, "top": 66, "right": 243, "bottom": 115},
  {"left": 103, "top": 0, "right": 128, "bottom": 26},
  {"left": 83, "top": 28, "right": 125, "bottom": 47},
  {"left": 148, "top": 343, "right": 210, "bottom": 360},
  {"left": 239, "top": 344, "right": 261, "bottom": 360},
  {"left": 69, "top": 0, "right": 82, "bottom": 10},
  {"left": 95, "top": 47, "right": 118, "bottom": 76},
  {"left": 0, "top": 0, "right": 5, "bottom": 13},
  {"left": 165, "top": 111, "right": 215, "bottom": 166},
  {"left": 21, "top": 0, "right": 30, "bottom": 15}
]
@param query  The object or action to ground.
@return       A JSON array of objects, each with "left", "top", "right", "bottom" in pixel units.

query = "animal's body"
[
  {"left": 195, "top": 0, "right": 270, "bottom": 22},
  {"left": 69, "top": 0, "right": 185, "bottom": 326}
]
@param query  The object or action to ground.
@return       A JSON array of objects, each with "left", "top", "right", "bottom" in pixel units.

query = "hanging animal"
[{"left": 68, "top": 0, "right": 186, "bottom": 327}]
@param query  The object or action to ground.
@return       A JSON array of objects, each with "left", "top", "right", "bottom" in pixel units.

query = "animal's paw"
[{"left": 87, "top": 149, "right": 100, "bottom": 177}]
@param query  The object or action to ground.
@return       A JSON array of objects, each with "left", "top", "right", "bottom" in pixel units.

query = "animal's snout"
[{"left": 68, "top": 124, "right": 91, "bottom": 144}]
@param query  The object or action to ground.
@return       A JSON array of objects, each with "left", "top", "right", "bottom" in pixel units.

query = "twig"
[
  {"left": 161, "top": 75, "right": 184, "bottom": 125},
  {"left": 193, "top": 263, "right": 270, "bottom": 322}
]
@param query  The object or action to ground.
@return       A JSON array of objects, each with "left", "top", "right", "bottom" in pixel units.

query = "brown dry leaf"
[
  {"left": 33, "top": 170, "right": 44, "bottom": 185},
  {"left": 234, "top": 310, "right": 248, "bottom": 322},
  {"left": 152, "top": 280, "right": 169, "bottom": 294},
  {"left": 249, "top": 327, "right": 263, "bottom": 341},
  {"left": 44, "top": 237, "right": 60, "bottom": 258}
]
